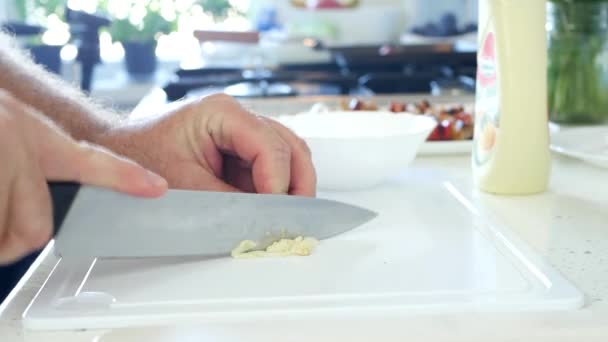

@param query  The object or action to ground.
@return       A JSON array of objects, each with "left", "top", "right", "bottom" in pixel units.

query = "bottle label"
[{"left": 474, "top": 29, "right": 500, "bottom": 167}]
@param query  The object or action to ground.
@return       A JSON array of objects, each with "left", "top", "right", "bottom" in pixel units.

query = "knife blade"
[{"left": 54, "top": 186, "right": 377, "bottom": 259}]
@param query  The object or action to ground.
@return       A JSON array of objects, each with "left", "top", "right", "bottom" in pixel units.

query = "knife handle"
[{"left": 47, "top": 182, "right": 81, "bottom": 236}]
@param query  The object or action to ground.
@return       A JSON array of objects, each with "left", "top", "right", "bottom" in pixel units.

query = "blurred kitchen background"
[{"left": 0, "top": 0, "right": 478, "bottom": 112}]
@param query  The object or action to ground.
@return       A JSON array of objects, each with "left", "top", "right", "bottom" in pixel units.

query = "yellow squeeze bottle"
[{"left": 473, "top": 0, "right": 551, "bottom": 195}]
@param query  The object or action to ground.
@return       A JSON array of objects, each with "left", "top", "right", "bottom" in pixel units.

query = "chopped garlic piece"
[
  {"left": 230, "top": 240, "right": 258, "bottom": 258},
  {"left": 231, "top": 236, "right": 319, "bottom": 259}
]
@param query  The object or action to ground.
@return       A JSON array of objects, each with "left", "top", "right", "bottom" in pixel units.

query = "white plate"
[
  {"left": 550, "top": 126, "right": 608, "bottom": 168},
  {"left": 399, "top": 32, "right": 478, "bottom": 47},
  {"left": 419, "top": 140, "right": 473, "bottom": 155}
]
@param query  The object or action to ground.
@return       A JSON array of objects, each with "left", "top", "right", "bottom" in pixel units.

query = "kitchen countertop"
[{"left": 1, "top": 152, "right": 608, "bottom": 341}]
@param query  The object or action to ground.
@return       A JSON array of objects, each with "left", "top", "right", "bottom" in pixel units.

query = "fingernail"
[
  {"left": 145, "top": 170, "right": 168, "bottom": 188},
  {"left": 269, "top": 179, "right": 289, "bottom": 194}
]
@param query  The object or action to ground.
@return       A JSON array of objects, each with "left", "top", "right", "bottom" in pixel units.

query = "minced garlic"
[{"left": 231, "top": 236, "right": 319, "bottom": 259}]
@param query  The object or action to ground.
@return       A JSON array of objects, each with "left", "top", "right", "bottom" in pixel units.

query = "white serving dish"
[{"left": 276, "top": 111, "right": 437, "bottom": 190}]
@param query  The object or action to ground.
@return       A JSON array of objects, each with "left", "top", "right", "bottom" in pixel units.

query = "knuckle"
[
  {"left": 28, "top": 227, "right": 52, "bottom": 250},
  {"left": 296, "top": 137, "right": 312, "bottom": 157},
  {"left": 13, "top": 221, "right": 52, "bottom": 251},
  {"left": 273, "top": 139, "right": 292, "bottom": 161},
  {"left": 204, "top": 93, "right": 248, "bottom": 115},
  {"left": 197, "top": 93, "right": 234, "bottom": 110},
  {"left": 266, "top": 118, "right": 312, "bottom": 158},
  {"left": 206, "top": 92, "right": 233, "bottom": 103}
]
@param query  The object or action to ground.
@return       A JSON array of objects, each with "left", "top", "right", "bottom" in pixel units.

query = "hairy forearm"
[{"left": 0, "top": 32, "right": 120, "bottom": 141}]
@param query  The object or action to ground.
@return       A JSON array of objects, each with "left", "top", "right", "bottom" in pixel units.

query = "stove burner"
[{"left": 162, "top": 50, "right": 477, "bottom": 100}]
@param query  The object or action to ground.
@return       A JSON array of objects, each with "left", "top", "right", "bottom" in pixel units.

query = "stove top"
[{"left": 162, "top": 47, "right": 477, "bottom": 101}]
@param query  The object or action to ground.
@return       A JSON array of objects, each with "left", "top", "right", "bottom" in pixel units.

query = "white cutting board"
[{"left": 22, "top": 168, "right": 583, "bottom": 331}]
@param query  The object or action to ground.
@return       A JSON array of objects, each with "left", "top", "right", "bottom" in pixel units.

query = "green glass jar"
[{"left": 547, "top": 0, "right": 608, "bottom": 124}]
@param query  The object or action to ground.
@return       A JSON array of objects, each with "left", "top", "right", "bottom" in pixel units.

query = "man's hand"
[
  {"left": 0, "top": 34, "right": 315, "bottom": 197},
  {"left": 0, "top": 91, "right": 167, "bottom": 264},
  {"left": 98, "top": 94, "right": 316, "bottom": 196}
]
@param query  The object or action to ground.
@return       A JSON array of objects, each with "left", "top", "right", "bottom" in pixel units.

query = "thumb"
[{"left": 31, "top": 114, "right": 168, "bottom": 197}]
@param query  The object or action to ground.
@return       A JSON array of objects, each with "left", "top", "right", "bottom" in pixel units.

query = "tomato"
[
  {"left": 389, "top": 101, "right": 407, "bottom": 113},
  {"left": 438, "top": 119, "right": 454, "bottom": 140},
  {"left": 451, "top": 119, "right": 466, "bottom": 140},
  {"left": 363, "top": 100, "right": 379, "bottom": 111},
  {"left": 438, "top": 112, "right": 452, "bottom": 122},
  {"left": 454, "top": 112, "right": 473, "bottom": 126},
  {"left": 314, "top": 0, "right": 342, "bottom": 8},
  {"left": 348, "top": 98, "right": 364, "bottom": 111},
  {"left": 428, "top": 126, "right": 442, "bottom": 141}
]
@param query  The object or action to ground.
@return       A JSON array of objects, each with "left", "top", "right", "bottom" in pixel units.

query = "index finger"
[
  {"left": 203, "top": 96, "right": 291, "bottom": 194},
  {"left": 262, "top": 117, "right": 316, "bottom": 197}
]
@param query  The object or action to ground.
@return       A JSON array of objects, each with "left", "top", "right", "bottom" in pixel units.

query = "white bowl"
[{"left": 275, "top": 111, "right": 437, "bottom": 191}]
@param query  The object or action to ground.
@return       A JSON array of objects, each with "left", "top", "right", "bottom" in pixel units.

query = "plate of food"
[{"left": 306, "top": 97, "right": 475, "bottom": 156}]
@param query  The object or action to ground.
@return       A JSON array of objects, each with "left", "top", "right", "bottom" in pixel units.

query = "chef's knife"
[{"left": 53, "top": 185, "right": 377, "bottom": 259}]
